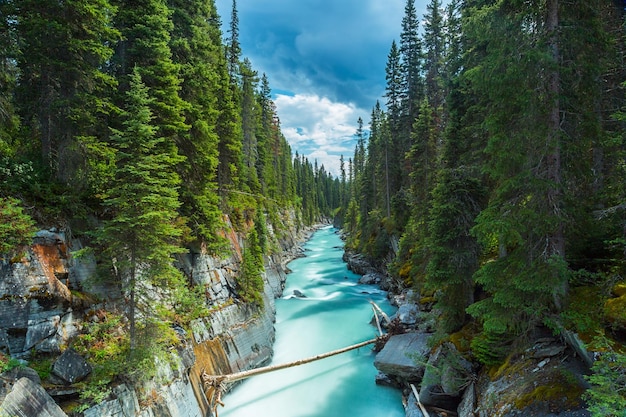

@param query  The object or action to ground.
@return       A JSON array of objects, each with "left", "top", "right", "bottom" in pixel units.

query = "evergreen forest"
[
  {"left": 0, "top": 0, "right": 340, "bottom": 402},
  {"left": 339, "top": 0, "right": 626, "bottom": 414},
  {"left": 1, "top": 0, "right": 626, "bottom": 414}
]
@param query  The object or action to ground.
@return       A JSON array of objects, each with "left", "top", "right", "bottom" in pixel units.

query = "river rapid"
[{"left": 221, "top": 225, "right": 405, "bottom": 417}]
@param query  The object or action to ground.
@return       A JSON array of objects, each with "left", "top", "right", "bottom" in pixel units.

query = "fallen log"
[
  {"left": 204, "top": 337, "right": 378, "bottom": 386},
  {"left": 202, "top": 337, "right": 381, "bottom": 416}
]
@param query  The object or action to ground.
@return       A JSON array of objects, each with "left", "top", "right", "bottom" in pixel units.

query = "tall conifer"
[{"left": 101, "top": 68, "right": 185, "bottom": 350}]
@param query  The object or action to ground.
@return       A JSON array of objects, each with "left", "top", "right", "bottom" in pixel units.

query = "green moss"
[
  {"left": 514, "top": 379, "right": 584, "bottom": 410},
  {"left": 489, "top": 354, "right": 532, "bottom": 381},
  {"left": 562, "top": 286, "right": 605, "bottom": 341},
  {"left": 604, "top": 295, "right": 626, "bottom": 328},
  {"left": 448, "top": 323, "right": 477, "bottom": 354}
]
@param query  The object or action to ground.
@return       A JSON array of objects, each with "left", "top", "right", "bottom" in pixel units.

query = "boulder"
[
  {"left": 83, "top": 384, "right": 139, "bottom": 417},
  {"left": 374, "top": 372, "right": 395, "bottom": 386},
  {"left": 359, "top": 273, "right": 382, "bottom": 285},
  {"left": 420, "top": 384, "right": 462, "bottom": 411},
  {"left": 420, "top": 343, "right": 473, "bottom": 410},
  {"left": 393, "top": 303, "right": 419, "bottom": 325},
  {"left": 458, "top": 383, "right": 476, "bottom": 417},
  {"left": 293, "top": 289, "right": 307, "bottom": 298},
  {"left": 374, "top": 332, "right": 431, "bottom": 382},
  {"left": 2, "top": 366, "right": 42, "bottom": 386},
  {"left": 24, "top": 316, "right": 60, "bottom": 352},
  {"left": 0, "top": 377, "right": 68, "bottom": 417},
  {"left": 51, "top": 348, "right": 92, "bottom": 384}
]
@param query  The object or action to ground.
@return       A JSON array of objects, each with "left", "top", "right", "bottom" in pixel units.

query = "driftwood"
[
  {"left": 202, "top": 337, "right": 381, "bottom": 416},
  {"left": 370, "top": 300, "right": 391, "bottom": 326},
  {"left": 411, "top": 383, "right": 431, "bottom": 417}
]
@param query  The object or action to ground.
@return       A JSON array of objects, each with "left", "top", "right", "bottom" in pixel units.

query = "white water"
[{"left": 221, "top": 226, "right": 404, "bottom": 417}]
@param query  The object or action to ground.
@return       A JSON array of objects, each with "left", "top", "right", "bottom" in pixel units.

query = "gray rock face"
[
  {"left": 359, "top": 273, "right": 383, "bottom": 285},
  {"left": 0, "top": 377, "right": 68, "bottom": 417},
  {"left": 83, "top": 384, "right": 140, "bottom": 417},
  {"left": 0, "top": 229, "right": 95, "bottom": 358},
  {"left": 51, "top": 348, "right": 92, "bottom": 384},
  {"left": 374, "top": 332, "right": 431, "bottom": 382},
  {"left": 458, "top": 383, "right": 476, "bottom": 417}
]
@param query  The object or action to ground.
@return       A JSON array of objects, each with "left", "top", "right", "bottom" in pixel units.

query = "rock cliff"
[{"left": 0, "top": 212, "right": 314, "bottom": 416}]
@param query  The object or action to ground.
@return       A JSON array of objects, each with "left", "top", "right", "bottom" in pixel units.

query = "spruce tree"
[
  {"left": 240, "top": 58, "right": 261, "bottom": 194},
  {"left": 100, "top": 68, "right": 185, "bottom": 350},
  {"left": 168, "top": 0, "right": 224, "bottom": 249},
  {"left": 464, "top": 0, "right": 569, "bottom": 360},
  {"left": 15, "top": 0, "right": 118, "bottom": 185},
  {"left": 112, "top": 0, "right": 189, "bottom": 152}
]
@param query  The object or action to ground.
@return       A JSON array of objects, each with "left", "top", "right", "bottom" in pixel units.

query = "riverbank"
[{"left": 342, "top": 248, "right": 593, "bottom": 417}]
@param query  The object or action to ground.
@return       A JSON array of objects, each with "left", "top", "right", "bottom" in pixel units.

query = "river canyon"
[{"left": 220, "top": 225, "right": 404, "bottom": 417}]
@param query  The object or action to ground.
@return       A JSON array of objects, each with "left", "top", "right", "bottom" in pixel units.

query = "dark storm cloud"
[{"left": 216, "top": 0, "right": 406, "bottom": 109}]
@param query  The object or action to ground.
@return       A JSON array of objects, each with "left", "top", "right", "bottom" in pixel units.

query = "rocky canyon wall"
[{"left": 0, "top": 213, "right": 314, "bottom": 417}]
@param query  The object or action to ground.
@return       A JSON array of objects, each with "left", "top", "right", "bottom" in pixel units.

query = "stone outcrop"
[
  {"left": 419, "top": 343, "right": 473, "bottom": 410},
  {"left": 473, "top": 339, "right": 590, "bottom": 417},
  {"left": 0, "top": 377, "right": 68, "bottom": 417}
]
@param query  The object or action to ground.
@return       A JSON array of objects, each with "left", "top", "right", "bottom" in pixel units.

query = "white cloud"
[{"left": 274, "top": 94, "right": 367, "bottom": 176}]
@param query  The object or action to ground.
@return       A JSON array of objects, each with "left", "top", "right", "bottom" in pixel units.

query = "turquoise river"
[{"left": 221, "top": 225, "right": 405, "bottom": 417}]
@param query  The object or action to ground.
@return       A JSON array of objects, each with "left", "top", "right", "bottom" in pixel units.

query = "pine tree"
[
  {"left": 100, "top": 68, "right": 185, "bottom": 350},
  {"left": 168, "top": 0, "right": 223, "bottom": 248},
  {"left": 423, "top": 0, "right": 488, "bottom": 332},
  {"left": 240, "top": 58, "right": 260, "bottom": 194},
  {"left": 226, "top": 0, "right": 241, "bottom": 82},
  {"left": 399, "top": 0, "right": 423, "bottom": 127},
  {"left": 15, "top": 0, "right": 119, "bottom": 185},
  {"left": 0, "top": 197, "right": 36, "bottom": 259},
  {"left": 423, "top": 0, "right": 445, "bottom": 115},
  {"left": 464, "top": 0, "right": 569, "bottom": 357},
  {"left": 0, "top": 1, "right": 19, "bottom": 157},
  {"left": 384, "top": 40, "right": 406, "bottom": 220},
  {"left": 112, "top": 0, "right": 189, "bottom": 151}
]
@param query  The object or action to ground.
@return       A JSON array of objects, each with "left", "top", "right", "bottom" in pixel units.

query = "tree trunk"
[{"left": 546, "top": 0, "right": 567, "bottom": 309}]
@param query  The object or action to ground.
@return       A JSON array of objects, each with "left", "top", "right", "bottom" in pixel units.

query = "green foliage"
[
  {"left": 168, "top": 0, "right": 224, "bottom": 249},
  {"left": 73, "top": 312, "right": 180, "bottom": 410},
  {"left": 28, "top": 356, "right": 52, "bottom": 380},
  {"left": 470, "top": 327, "right": 513, "bottom": 366},
  {"left": 0, "top": 197, "right": 36, "bottom": 258},
  {"left": 561, "top": 279, "right": 607, "bottom": 338},
  {"left": 156, "top": 280, "right": 210, "bottom": 325},
  {"left": 584, "top": 335, "right": 626, "bottom": 417},
  {"left": 73, "top": 313, "right": 128, "bottom": 405},
  {"left": 238, "top": 225, "right": 265, "bottom": 306},
  {"left": 0, "top": 354, "right": 23, "bottom": 373},
  {"left": 98, "top": 68, "right": 186, "bottom": 349},
  {"left": 426, "top": 166, "right": 484, "bottom": 332}
]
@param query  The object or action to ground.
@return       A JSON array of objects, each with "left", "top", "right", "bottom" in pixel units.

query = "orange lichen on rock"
[
  {"left": 189, "top": 338, "right": 233, "bottom": 415},
  {"left": 31, "top": 244, "right": 71, "bottom": 301}
]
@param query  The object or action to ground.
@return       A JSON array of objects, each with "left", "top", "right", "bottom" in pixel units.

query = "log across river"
[{"left": 218, "top": 225, "right": 405, "bottom": 417}]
